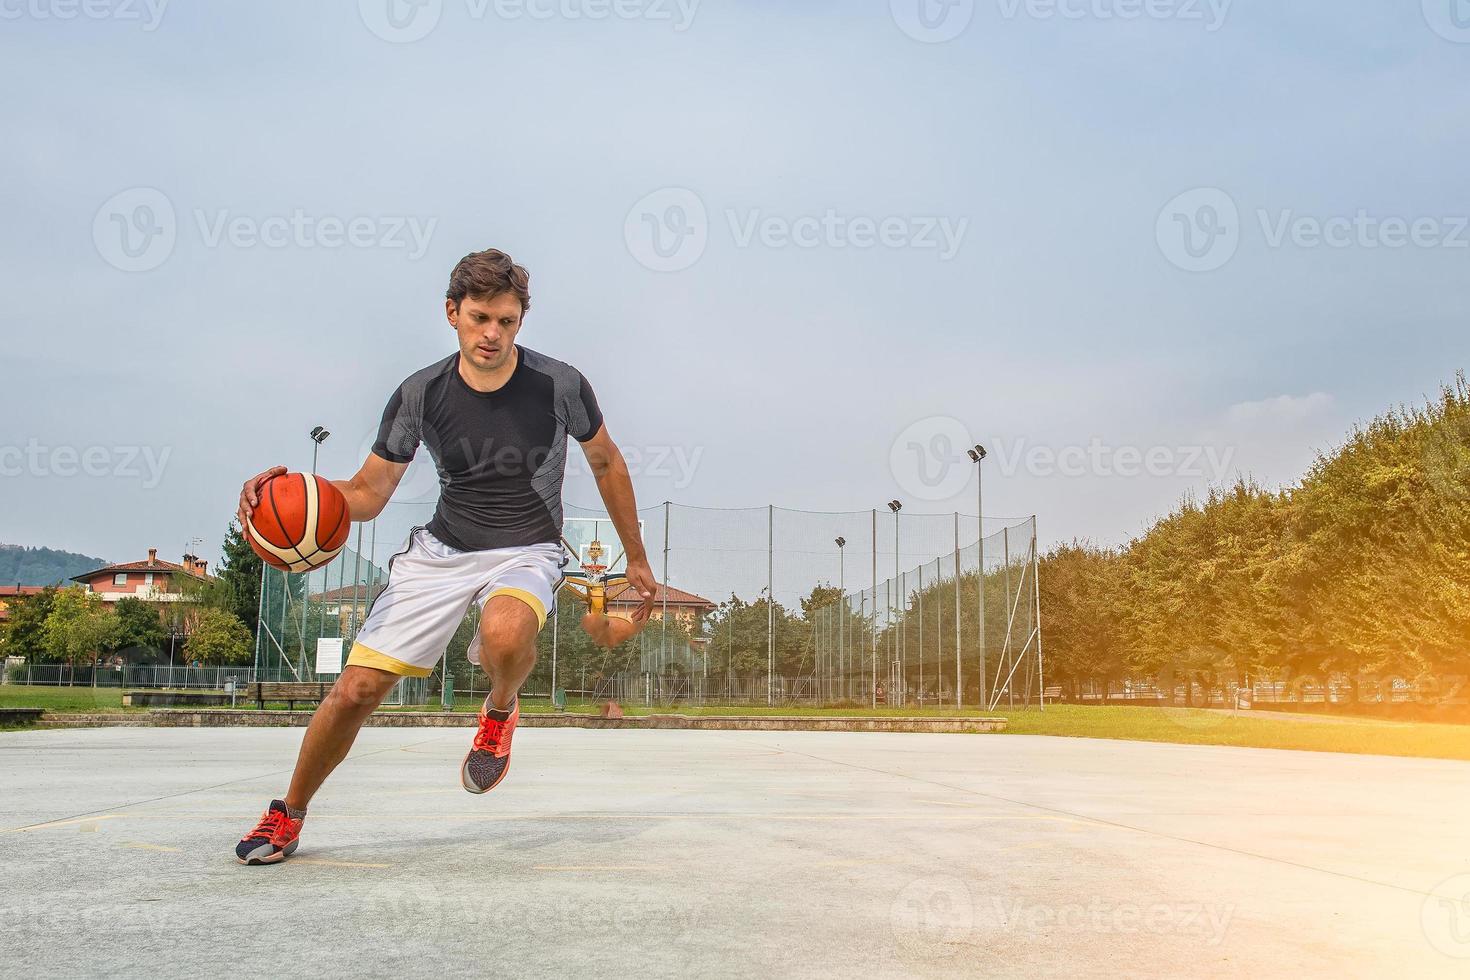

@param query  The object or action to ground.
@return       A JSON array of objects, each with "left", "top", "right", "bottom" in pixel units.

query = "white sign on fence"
[{"left": 315, "top": 638, "right": 344, "bottom": 675}]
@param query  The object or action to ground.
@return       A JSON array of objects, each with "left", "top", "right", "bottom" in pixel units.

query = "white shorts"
[{"left": 346, "top": 528, "right": 566, "bottom": 678}]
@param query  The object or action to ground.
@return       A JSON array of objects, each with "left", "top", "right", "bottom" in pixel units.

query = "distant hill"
[{"left": 0, "top": 544, "right": 111, "bottom": 587}]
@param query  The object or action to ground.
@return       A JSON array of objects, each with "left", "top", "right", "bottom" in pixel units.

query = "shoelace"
[
  {"left": 472, "top": 715, "right": 513, "bottom": 754},
  {"left": 247, "top": 809, "right": 291, "bottom": 841}
]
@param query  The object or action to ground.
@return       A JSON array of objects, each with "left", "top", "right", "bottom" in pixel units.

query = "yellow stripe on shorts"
[
  {"left": 486, "top": 587, "right": 548, "bottom": 630},
  {"left": 345, "top": 642, "right": 434, "bottom": 677}
]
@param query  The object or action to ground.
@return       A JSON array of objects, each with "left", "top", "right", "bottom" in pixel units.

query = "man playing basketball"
[{"left": 232, "top": 249, "right": 655, "bottom": 865}]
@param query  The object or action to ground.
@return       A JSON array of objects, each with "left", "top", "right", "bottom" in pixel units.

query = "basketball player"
[{"left": 232, "top": 249, "right": 655, "bottom": 865}]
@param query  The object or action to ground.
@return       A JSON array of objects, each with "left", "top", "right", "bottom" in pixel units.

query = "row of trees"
[
  {"left": 0, "top": 522, "right": 265, "bottom": 680},
  {"left": 1038, "top": 375, "right": 1470, "bottom": 702}
]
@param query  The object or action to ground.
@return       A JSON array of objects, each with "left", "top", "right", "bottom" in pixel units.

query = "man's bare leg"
[
  {"left": 477, "top": 594, "right": 541, "bottom": 708},
  {"left": 460, "top": 596, "right": 539, "bottom": 794},
  {"left": 282, "top": 665, "right": 401, "bottom": 811}
]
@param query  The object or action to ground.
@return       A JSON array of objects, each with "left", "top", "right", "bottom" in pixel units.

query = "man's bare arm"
[
  {"left": 579, "top": 423, "right": 656, "bottom": 619},
  {"left": 330, "top": 454, "right": 408, "bottom": 522},
  {"left": 237, "top": 454, "right": 407, "bottom": 528}
]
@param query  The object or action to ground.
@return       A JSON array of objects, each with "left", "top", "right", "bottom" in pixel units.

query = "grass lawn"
[
  {"left": 996, "top": 704, "right": 1470, "bottom": 761},
  {"left": 5, "top": 686, "right": 1469, "bottom": 760},
  {"left": 0, "top": 685, "right": 128, "bottom": 713}
]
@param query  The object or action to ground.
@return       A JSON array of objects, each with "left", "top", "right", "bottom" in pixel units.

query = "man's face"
[{"left": 447, "top": 292, "right": 523, "bottom": 372}]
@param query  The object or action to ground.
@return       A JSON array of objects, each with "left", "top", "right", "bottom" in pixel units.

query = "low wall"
[{"left": 34, "top": 709, "right": 1007, "bottom": 734}]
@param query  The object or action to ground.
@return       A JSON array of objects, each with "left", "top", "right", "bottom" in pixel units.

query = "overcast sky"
[{"left": 2, "top": 0, "right": 1467, "bottom": 570}]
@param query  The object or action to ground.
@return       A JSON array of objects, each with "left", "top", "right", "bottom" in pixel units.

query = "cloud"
[{"left": 1225, "top": 392, "right": 1335, "bottom": 424}]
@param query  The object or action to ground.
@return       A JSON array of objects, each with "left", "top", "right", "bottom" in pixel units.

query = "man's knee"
[
  {"left": 478, "top": 595, "right": 540, "bottom": 661},
  {"left": 331, "top": 665, "right": 399, "bottom": 711}
]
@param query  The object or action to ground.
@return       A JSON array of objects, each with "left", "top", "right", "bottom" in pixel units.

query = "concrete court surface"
[{"left": 2, "top": 727, "right": 1469, "bottom": 979}]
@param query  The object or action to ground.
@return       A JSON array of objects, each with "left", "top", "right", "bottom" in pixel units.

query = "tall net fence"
[{"left": 256, "top": 501, "right": 1042, "bottom": 711}]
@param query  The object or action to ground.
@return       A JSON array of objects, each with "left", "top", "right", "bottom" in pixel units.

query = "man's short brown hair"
[{"left": 446, "top": 249, "right": 531, "bottom": 315}]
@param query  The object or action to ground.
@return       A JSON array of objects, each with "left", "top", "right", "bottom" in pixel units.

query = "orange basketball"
[{"left": 246, "top": 472, "right": 351, "bottom": 573}]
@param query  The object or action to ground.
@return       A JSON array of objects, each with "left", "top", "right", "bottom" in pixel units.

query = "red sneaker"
[
  {"left": 462, "top": 695, "right": 518, "bottom": 794},
  {"left": 236, "top": 800, "right": 303, "bottom": 865}
]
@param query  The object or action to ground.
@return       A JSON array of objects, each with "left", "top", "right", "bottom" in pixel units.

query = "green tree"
[
  {"left": 0, "top": 586, "right": 57, "bottom": 661},
  {"left": 185, "top": 607, "right": 254, "bottom": 665},
  {"left": 111, "top": 596, "right": 167, "bottom": 654},
  {"left": 1037, "top": 541, "right": 1126, "bottom": 701},
  {"left": 214, "top": 521, "right": 263, "bottom": 634},
  {"left": 43, "top": 587, "right": 121, "bottom": 684}
]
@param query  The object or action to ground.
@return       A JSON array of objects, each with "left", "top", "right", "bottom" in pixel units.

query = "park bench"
[
  {"left": 123, "top": 690, "right": 232, "bottom": 708},
  {"left": 251, "top": 681, "right": 333, "bottom": 711}
]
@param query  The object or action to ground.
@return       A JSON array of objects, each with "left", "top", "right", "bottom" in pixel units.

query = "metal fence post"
[
  {"left": 767, "top": 504, "right": 774, "bottom": 706},
  {"left": 662, "top": 501, "right": 670, "bottom": 666},
  {"left": 954, "top": 512, "right": 961, "bottom": 708},
  {"left": 870, "top": 509, "right": 877, "bottom": 709},
  {"left": 1033, "top": 518, "right": 1045, "bottom": 711}
]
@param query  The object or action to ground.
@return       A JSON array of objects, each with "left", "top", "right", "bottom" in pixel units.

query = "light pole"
[
  {"left": 967, "top": 445, "right": 987, "bottom": 708},
  {"left": 309, "top": 426, "right": 330, "bottom": 474},
  {"left": 886, "top": 500, "right": 902, "bottom": 705},
  {"left": 302, "top": 427, "right": 330, "bottom": 675},
  {"left": 835, "top": 536, "right": 846, "bottom": 701}
]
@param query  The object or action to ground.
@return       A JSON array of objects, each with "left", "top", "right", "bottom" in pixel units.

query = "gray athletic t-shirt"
[{"left": 372, "top": 345, "right": 604, "bottom": 552}]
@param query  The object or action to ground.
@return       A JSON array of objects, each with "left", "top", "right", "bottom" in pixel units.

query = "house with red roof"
[
  {"left": 71, "top": 548, "right": 212, "bottom": 606},
  {"left": 0, "top": 585, "right": 47, "bottom": 624},
  {"left": 608, "top": 582, "right": 716, "bottom": 626}
]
